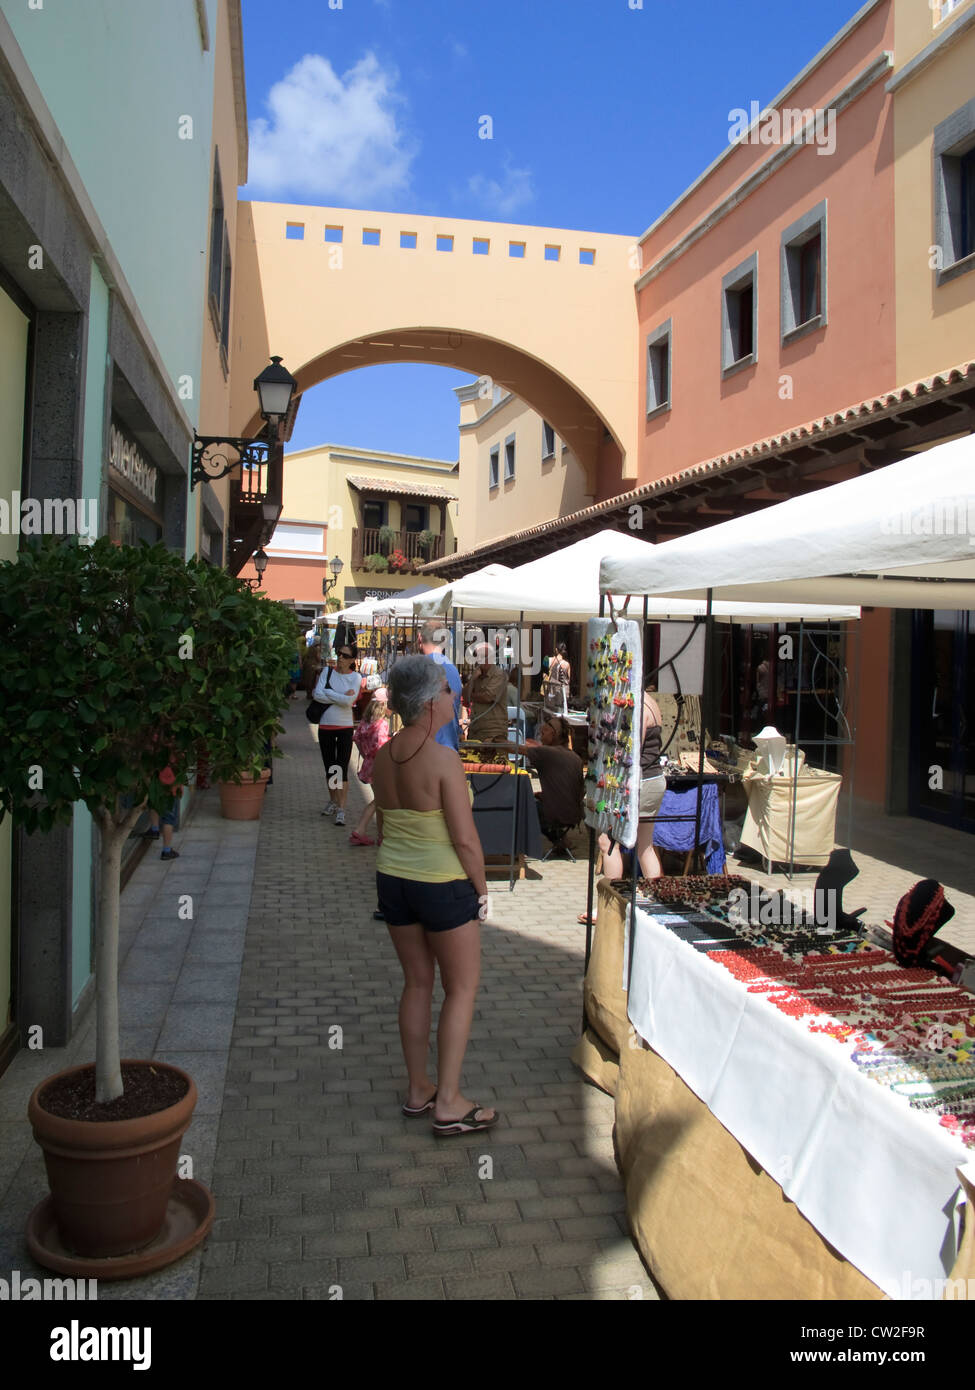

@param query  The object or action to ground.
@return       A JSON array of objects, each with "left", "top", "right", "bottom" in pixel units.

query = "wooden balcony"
[{"left": 351, "top": 528, "right": 445, "bottom": 570}]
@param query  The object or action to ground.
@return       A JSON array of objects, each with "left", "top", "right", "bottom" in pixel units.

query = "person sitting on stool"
[{"left": 482, "top": 714, "right": 583, "bottom": 850}]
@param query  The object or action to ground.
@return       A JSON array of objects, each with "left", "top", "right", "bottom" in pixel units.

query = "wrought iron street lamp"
[
  {"left": 241, "top": 546, "right": 269, "bottom": 591},
  {"left": 190, "top": 356, "right": 298, "bottom": 488},
  {"left": 322, "top": 554, "right": 343, "bottom": 599}
]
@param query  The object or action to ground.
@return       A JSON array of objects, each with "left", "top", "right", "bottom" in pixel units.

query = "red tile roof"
[{"left": 423, "top": 359, "right": 975, "bottom": 572}]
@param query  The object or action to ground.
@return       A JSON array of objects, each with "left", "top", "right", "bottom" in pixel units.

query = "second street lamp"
[{"left": 322, "top": 555, "right": 343, "bottom": 599}]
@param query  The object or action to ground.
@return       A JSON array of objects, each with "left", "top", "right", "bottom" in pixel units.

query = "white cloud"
[
  {"left": 247, "top": 53, "right": 415, "bottom": 203},
  {"left": 451, "top": 40, "right": 469, "bottom": 60},
  {"left": 467, "top": 158, "right": 535, "bottom": 216}
]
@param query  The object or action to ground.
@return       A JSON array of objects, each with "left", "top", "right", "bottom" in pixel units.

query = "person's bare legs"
[
  {"left": 599, "top": 833, "right": 624, "bottom": 880},
  {"left": 353, "top": 802, "right": 377, "bottom": 838},
  {"left": 637, "top": 820, "right": 662, "bottom": 880},
  {"left": 427, "top": 921, "right": 495, "bottom": 1123},
  {"left": 386, "top": 924, "right": 437, "bottom": 1108}
]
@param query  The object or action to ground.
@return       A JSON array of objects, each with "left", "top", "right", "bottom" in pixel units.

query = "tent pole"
[
  {"left": 507, "top": 612, "right": 524, "bottom": 893},
  {"left": 692, "top": 589, "right": 712, "bottom": 871},
  {"left": 583, "top": 595, "right": 604, "bottom": 1036},
  {"left": 787, "top": 619, "right": 805, "bottom": 882},
  {"left": 846, "top": 618, "right": 861, "bottom": 850},
  {"left": 628, "top": 596, "right": 648, "bottom": 996}
]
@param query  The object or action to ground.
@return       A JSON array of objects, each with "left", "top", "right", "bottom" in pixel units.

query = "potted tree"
[
  {"left": 416, "top": 528, "right": 438, "bottom": 557},
  {"left": 377, "top": 523, "right": 398, "bottom": 555},
  {"left": 0, "top": 538, "right": 291, "bottom": 1273}
]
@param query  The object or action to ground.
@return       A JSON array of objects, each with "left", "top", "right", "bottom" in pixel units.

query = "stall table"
[
  {"left": 467, "top": 767, "right": 543, "bottom": 874},
  {"left": 574, "top": 881, "right": 975, "bottom": 1300},
  {"left": 626, "top": 897, "right": 973, "bottom": 1298}
]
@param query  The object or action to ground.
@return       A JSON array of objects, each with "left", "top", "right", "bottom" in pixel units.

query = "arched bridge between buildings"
[{"left": 231, "top": 202, "right": 640, "bottom": 487}]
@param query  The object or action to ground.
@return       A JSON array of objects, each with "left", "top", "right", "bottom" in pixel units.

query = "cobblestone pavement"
[
  {"left": 2, "top": 701, "right": 974, "bottom": 1300},
  {"left": 197, "top": 708, "right": 653, "bottom": 1301}
]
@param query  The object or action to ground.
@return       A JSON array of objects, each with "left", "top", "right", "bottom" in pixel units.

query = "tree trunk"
[{"left": 94, "top": 812, "right": 137, "bottom": 1103}]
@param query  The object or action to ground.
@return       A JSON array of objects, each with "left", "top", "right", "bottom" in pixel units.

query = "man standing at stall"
[
  {"left": 417, "top": 619, "right": 463, "bottom": 751},
  {"left": 464, "top": 642, "right": 510, "bottom": 746}
]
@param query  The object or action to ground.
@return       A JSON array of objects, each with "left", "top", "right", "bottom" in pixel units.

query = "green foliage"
[
  {"left": 377, "top": 524, "right": 397, "bottom": 552},
  {"left": 0, "top": 538, "right": 295, "bottom": 831},
  {"left": 417, "top": 528, "right": 438, "bottom": 552},
  {"left": 364, "top": 552, "right": 389, "bottom": 573}
]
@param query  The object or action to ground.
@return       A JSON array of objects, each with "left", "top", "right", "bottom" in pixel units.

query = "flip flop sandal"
[
  {"left": 432, "top": 1106, "right": 499, "bottom": 1137},
  {"left": 401, "top": 1090, "right": 437, "bottom": 1117}
]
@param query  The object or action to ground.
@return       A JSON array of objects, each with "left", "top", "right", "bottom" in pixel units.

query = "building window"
[
  {"left": 325, "top": 226, "right": 343, "bottom": 243},
  {"left": 489, "top": 446, "right": 500, "bottom": 490},
  {"left": 362, "top": 228, "right": 380, "bottom": 246},
  {"left": 934, "top": 98, "right": 975, "bottom": 286},
  {"left": 935, "top": 0, "right": 963, "bottom": 21},
  {"left": 645, "top": 318, "right": 672, "bottom": 418},
  {"left": 473, "top": 237, "right": 489, "bottom": 255},
  {"left": 286, "top": 222, "right": 304, "bottom": 240},
  {"left": 544, "top": 245, "right": 560, "bottom": 262},
  {"left": 579, "top": 248, "right": 596, "bottom": 265},
  {"left": 509, "top": 241, "right": 526, "bottom": 258},
  {"left": 721, "top": 252, "right": 758, "bottom": 376},
  {"left": 436, "top": 235, "right": 454, "bottom": 252},
  {"left": 400, "top": 231, "right": 417, "bottom": 249},
  {"left": 404, "top": 504, "right": 427, "bottom": 532},
  {"left": 780, "top": 200, "right": 827, "bottom": 344},
  {"left": 542, "top": 422, "right": 556, "bottom": 458},
  {"left": 504, "top": 435, "right": 516, "bottom": 482},
  {"left": 362, "top": 500, "right": 387, "bottom": 530},
  {"left": 208, "top": 155, "right": 233, "bottom": 368}
]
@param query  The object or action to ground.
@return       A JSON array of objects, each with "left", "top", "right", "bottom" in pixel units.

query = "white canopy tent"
[
  {"left": 416, "top": 530, "right": 859, "bottom": 624},
  {"left": 598, "top": 434, "right": 975, "bottom": 608}
]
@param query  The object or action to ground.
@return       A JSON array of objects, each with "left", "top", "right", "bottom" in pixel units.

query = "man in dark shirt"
[{"left": 485, "top": 715, "right": 583, "bottom": 840}]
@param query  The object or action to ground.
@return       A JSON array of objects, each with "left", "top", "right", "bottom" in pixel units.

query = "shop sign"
[{"left": 108, "top": 422, "right": 158, "bottom": 505}]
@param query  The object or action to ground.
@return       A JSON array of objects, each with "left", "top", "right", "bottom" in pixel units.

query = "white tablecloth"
[{"left": 626, "top": 905, "right": 971, "bottom": 1298}]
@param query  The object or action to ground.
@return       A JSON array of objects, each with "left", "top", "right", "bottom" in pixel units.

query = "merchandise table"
[
  {"left": 466, "top": 768, "right": 543, "bottom": 859},
  {"left": 625, "top": 901, "right": 973, "bottom": 1297}
]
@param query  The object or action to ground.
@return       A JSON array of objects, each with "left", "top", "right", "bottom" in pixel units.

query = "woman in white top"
[{"left": 314, "top": 643, "right": 363, "bottom": 827}]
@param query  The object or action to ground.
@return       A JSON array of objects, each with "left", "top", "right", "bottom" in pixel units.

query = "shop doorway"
[{"left": 911, "top": 610, "right": 975, "bottom": 832}]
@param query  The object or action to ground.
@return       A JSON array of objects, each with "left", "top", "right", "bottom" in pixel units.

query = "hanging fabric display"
[{"left": 584, "top": 617, "right": 642, "bottom": 850}]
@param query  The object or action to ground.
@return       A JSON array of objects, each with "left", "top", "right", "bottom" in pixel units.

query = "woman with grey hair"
[{"left": 370, "top": 656, "right": 498, "bottom": 1136}]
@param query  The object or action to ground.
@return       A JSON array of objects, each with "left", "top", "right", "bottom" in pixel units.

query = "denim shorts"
[{"left": 376, "top": 872, "right": 481, "bottom": 932}]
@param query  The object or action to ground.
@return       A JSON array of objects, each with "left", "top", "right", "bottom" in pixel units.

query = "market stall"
[
  {"left": 413, "top": 533, "right": 856, "bottom": 891},
  {"left": 587, "top": 432, "right": 975, "bottom": 1300}
]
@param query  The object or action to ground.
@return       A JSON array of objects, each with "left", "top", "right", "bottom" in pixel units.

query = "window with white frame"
[
  {"left": 504, "top": 435, "right": 516, "bottom": 481},
  {"left": 934, "top": 98, "right": 975, "bottom": 286},
  {"left": 645, "top": 319, "right": 672, "bottom": 417},
  {"left": 721, "top": 253, "right": 758, "bottom": 375},
  {"left": 489, "top": 446, "right": 500, "bottom": 490},
  {"left": 780, "top": 200, "right": 827, "bottom": 344},
  {"left": 542, "top": 421, "right": 556, "bottom": 458}
]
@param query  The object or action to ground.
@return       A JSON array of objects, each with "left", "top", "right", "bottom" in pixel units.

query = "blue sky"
[{"left": 239, "top": 0, "right": 862, "bottom": 460}]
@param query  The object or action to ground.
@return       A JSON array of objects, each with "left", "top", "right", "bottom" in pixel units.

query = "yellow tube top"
[{"left": 376, "top": 787, "right": 474, "bottom": 883}]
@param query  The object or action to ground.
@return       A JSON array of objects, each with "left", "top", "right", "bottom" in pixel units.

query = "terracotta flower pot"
[
  {"left": 217, "top": 766, "right": 271, "bottom": 820},
  {"left": 28, "top": 1061, "right": 197, "bottom": 1258}
]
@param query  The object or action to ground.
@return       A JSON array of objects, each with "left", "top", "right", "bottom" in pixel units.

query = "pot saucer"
[{"left": 26, "top": 1178, "right": 215, "bottom": 1280}]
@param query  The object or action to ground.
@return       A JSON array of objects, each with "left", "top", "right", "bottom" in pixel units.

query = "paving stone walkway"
[
  {"left": 3, "top": 701, "right": 974, "bottom": 1301},
  {"left": 200, "top": 709, "right": 653, "bottom": 1300}
]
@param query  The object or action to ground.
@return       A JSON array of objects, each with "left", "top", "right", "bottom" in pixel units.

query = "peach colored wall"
[
  {"left": 197, "top": 0, "right": 245, "bottom": 559},
  {"left": 634, "top": 0, "right": 896, "bottom": 484},
  {"left": 455, "top": 389, "right": 592, "bottom": 553},
  {"left": 892, "top": 3, "right": 975, "bottom": 383},
  {"left": 850, "top": 608, "right": 892, "bottom": 807},
  {"left": 231, "top": 203, "right": 640, "bottom": 484}
]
